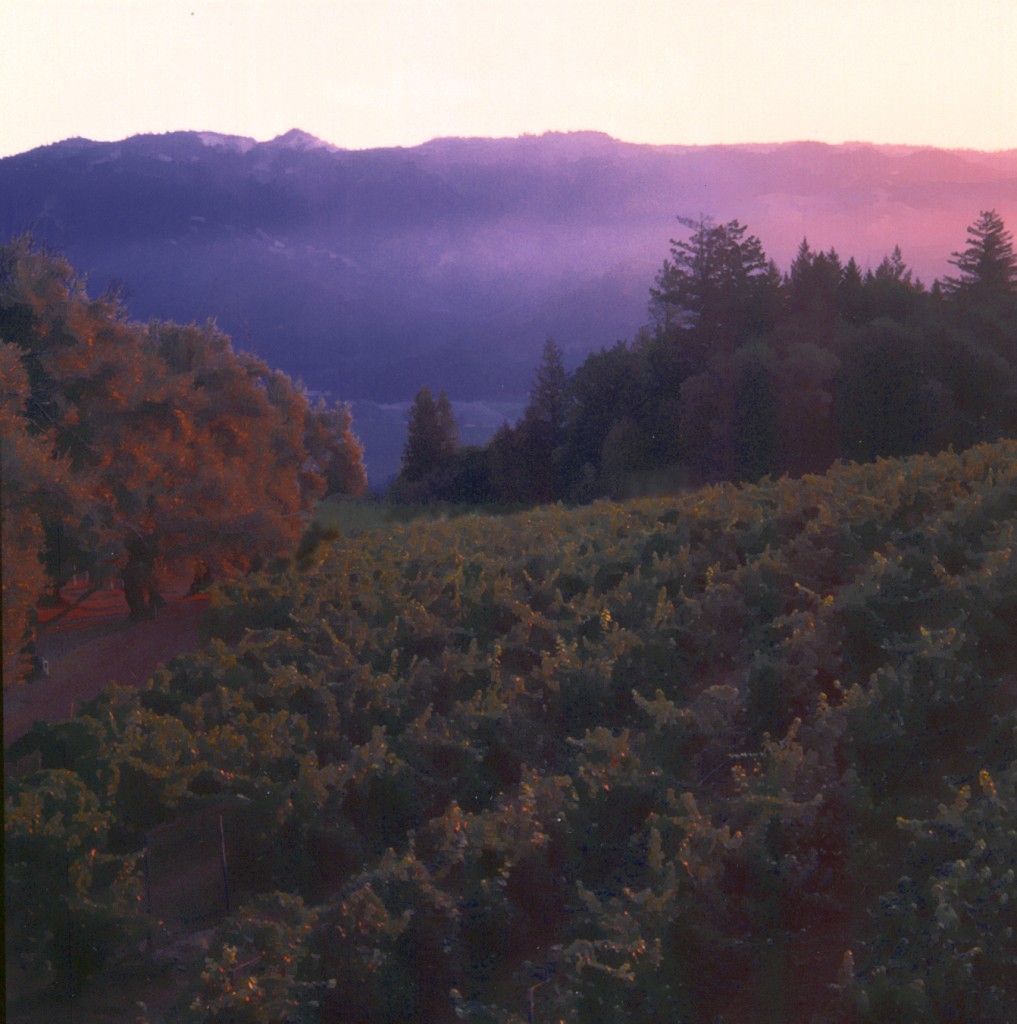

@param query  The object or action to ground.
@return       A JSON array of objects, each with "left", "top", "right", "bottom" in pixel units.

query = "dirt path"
[{"left": 3, "top": 578, "right": 209, "bottom": 748}]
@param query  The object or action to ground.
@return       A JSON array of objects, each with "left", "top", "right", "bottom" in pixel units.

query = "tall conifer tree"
[
  {"left": 400, "top": 386, "right": 459, "bottom": 483},
  {"left": 944, "top": 210, "right": 1017, "bottom": 304}
]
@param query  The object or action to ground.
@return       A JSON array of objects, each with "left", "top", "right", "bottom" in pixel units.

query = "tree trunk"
[{"left": 123, "top": 535, "right": 160, "bottom": 620}]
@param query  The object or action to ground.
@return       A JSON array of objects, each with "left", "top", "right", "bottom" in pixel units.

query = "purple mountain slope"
[{"left": 2, "top": 130, "right": 1015, "bottom": 481}]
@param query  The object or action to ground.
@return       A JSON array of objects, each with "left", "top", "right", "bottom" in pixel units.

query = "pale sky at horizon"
[{"left": 3, "top": 0, "right": 1016, "bottom": 159}]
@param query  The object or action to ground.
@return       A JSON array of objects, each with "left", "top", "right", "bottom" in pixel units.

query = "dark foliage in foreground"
[{"left": 7, "top": 439, "right": 1017, "bottom": 1021}]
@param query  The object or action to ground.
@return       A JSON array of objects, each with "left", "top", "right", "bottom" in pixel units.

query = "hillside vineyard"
[{"left": 8, "top": 441, "right": 1017, "bottom": 1022}]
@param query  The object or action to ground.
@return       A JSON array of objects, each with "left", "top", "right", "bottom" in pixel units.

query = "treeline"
[
  {"left": 391, "top": 210, "right": 1017, "bottom": 504},
  {"left": 1, "top": 239, "right": 366, "bottom": 681}
]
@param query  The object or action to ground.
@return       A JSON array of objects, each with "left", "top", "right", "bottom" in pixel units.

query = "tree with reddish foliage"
[
  {"left": 0, "top": 239, "right": 367, "bottom": 664},
  {"left": 0, "top": 340, "right": 80, "bottom": 678}
]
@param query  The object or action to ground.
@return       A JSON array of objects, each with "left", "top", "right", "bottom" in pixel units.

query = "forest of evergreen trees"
[{"left": 391, "top": 210, "right": 1017, "bottom": 505}]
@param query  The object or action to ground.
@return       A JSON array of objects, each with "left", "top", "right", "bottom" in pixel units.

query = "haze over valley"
[{"left": 3, "top": 128, "right": 1015, "bottom": 480}]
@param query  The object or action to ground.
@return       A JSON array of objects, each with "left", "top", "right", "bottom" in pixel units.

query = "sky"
[{"left": 2, "top": 0, "right": 1017, "bottom": 159}]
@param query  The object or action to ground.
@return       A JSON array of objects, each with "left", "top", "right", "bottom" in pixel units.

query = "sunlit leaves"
[{"left": 1, "top": 240, "right": 366, "bottom": 641}]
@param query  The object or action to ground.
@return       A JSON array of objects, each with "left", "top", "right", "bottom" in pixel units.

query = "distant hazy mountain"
[{"left": 2, "top": 129, "right": 1015, "bottom": 481}]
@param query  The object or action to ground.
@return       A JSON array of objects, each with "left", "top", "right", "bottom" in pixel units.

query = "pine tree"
[
  {"left": 399, "top": 386, "right": 459, "bottom": 484},
  {"left": 785, "top": 239, "right": 844, "bottom": 324},
  {"left": 944, "top": 210, "right": 1017, "bottom": 304},
  {"left": 874, "top": 244, "right": 912, "bottom": 284},
  {"left": 435, "top": 390, "right": 459, "bottom": 456},
  {"left": 650, "top": 215, "right": 772, "bottom": 360},
  {"left": 525, "top": 337, "right": 569, "bottom": 437},
  {"left": 515, "top": 338, "right": 570, "bottom": 502},
  {"left": 853, "top": 245, "right": 927, "bottom": 323},
  {"left": 840, "top": 256, "right": 865, "bottom": 324}
]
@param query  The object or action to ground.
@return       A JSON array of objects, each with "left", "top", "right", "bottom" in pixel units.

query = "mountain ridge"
[{"left": 2, "top": 129, "right": 1015, "bottom": 481}]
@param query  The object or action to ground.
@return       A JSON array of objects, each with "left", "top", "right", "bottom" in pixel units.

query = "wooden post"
[
  {"left": 143, "top": 833, "right": 154, "bottom": 952},
  {"left": 65, "top": 845, "right": 76, "bottom": 1001},
  {"left": 528, "top": 981, "right": 542, "bottom": 1024},
  {"left": 144, "top": 833, "right": 153, "bottom": 915},
  {"left": 219, "top": 815, "right": 232, "bottom": 916}
]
